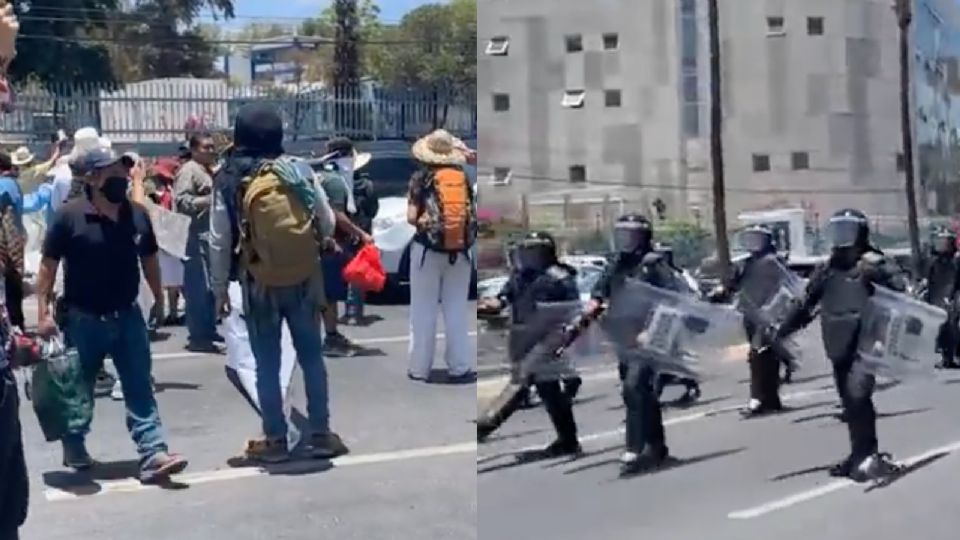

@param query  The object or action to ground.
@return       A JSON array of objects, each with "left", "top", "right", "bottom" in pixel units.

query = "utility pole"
[
  {"left": 707, "top": 0, "right": 731, "bottom": 274},
  {"left": 895, "top": 0, "right": 922, "bottom": 274},
  {"left": 334, "top": 0, "right": 360, "bottom": 134}
]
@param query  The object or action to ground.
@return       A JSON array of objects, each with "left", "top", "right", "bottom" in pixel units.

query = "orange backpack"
[{"left": 419, "top": 167, "right": 477, "bottom": 254}]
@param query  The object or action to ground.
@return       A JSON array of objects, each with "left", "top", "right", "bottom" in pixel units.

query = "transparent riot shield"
[
  {"left": 735, "top": 259, "right": 804, "bottom": 370},
  {"left": 508, "top": 300, "right": 586, "bottom": 382},
  {"left": 857, "top": 285, "right": 947, "bottom": 381},
  {"left": 604, "top": 278, "right": 745, "bottom": 380}
]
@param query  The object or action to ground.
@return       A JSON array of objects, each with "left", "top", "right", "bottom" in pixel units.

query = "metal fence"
[{"left": 0, "top": 80, "right": 476, "bottom": 146}]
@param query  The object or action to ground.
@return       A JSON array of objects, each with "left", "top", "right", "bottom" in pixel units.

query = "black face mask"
[{"left": 100, "top": 176, "right": 129, "bottom": 204}]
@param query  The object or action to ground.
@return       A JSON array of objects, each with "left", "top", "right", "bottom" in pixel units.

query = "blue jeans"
[
  {"left": 64, "top": 306, "right": 167, "bottom": 461},
  {"left": 245, "top": 281, "right": 330, "bottom": 441},
  {"left": 184, "top": 234, "right": 218, "bottom": 345}
]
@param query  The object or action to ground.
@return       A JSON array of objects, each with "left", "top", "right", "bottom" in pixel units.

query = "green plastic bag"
[{"left": 31, "top": 338, "right": 92, "bottom": 442}]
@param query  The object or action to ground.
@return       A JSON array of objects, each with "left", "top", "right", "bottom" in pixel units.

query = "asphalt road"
[
  {"left": 15, "top": 302, "right": 478, "bottom": 540},
  {"left": 477, "top": 325, "right": 960, "bottom": 540}
]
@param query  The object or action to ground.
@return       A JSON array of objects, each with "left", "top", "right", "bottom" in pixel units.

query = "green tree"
[
  {"left": 9, "top": 0, "right": 121, "bottom": 86},
  {"left": 301, "top": 0, "right": 384, "bottom": 81},
  {"left": 378, "top": 0, "right": 476, "bottom": 90},
  {"left": 113, "top": 0, "right": 235, "bottom": 81}
]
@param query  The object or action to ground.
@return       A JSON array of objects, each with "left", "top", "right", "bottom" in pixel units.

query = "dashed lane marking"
[
  {"left": 727, "top": 438, "right": 960, "bottom": 519},
  {"left": 45, "top": 441, "right": 477, "bottom": 502},
  {"left": 153, "top": 331, "right": 479, "bottom": 360}
]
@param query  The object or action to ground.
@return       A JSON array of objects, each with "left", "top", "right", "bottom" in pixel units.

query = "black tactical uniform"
[
  {"left": 592, "top": 214, "right": 678, "bottom": 475},
  {"left": 777, "top": 209, "right": 907, "bottom": 480},
  {"left": 477, "top": 232, "right": 582, "bottom": 457},
  {"left": 713, "top": 225, "right": 790, "bottom": 417},
  {"left": 924, "top": 228, "right": 960, "bottom": 369}
]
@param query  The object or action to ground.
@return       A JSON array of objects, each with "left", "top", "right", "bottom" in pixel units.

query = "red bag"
[{"left": 342, "top": 244, "right": 387, "bottom": 292}]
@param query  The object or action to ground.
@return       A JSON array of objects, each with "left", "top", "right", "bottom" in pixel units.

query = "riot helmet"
[
  {"left": 613, "top": 213, "right": 653, "bottom": 255},
  {"left": 931, "top": 227, "right": 957, "bottom": 256},
  {"left": 737, "top": 224, "right": 774, "bottom": 256},
  {"left": 516, "top": 231, "right": 557, "bottom": 272},
  {"left": 827, "top": 208, "right": 869, "bottom": 250}
]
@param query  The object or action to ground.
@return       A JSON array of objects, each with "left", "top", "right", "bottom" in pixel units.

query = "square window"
[
  {"left": 569, "top": 165, "right": 587, "bottom": 183},
  {"left": 486, "top": 36, "right": 509, "bottom": 56},
  {"left": 791, "top": 152, "right": 810, "bottom": 170},
  {"left": 493, "top": 93, "right": 510, "bottom": 112},
  {"left": 604, "top": 89, "right": 622, "bottom": 107},
  {"left": 565, "top": 34, "right": 583, "bottom": 53},
  {"left": 767, "top": 16, "right": 785, "bottom": 35},
  {"left": 807, "top": 17, "right": 824, "bottom": 36},
  {"left": 492, "top": 167, "right": 512, "bottom": 186},
  {"left": 562, "top": 89, "right": 586, "bottom": 108},
  {"left": 603, "top": 33, "right": 619, "bottom": 50},
  {"left": 752, "top": 154, "right": 771, "bottom": 172},
  {"left": 896, "top": 153, "right": 906, "bottom": 172}
]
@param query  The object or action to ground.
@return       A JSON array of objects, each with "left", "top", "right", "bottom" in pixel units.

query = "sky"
[{"left": 220, "top": 0, "right": 443, "bottom": 26}]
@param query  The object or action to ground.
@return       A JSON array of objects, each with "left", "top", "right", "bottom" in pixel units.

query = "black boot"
[
  {"left": 619, "top": 444, "right": 669, "bottom": 476},
  {"left": 828, "top": 455, "right": 856, "bottom": 478}
]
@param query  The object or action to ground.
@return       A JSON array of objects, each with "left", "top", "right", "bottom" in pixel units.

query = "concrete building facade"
[{"left": 478, "top": 0, "right": 960, "bottom": 230}]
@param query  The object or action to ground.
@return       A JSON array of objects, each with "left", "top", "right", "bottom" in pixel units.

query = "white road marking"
[
  {"left": 45, "top": 441, "right": 477, "bottom": 502},
  {"left": 727, "top": 438, "right": 960, "bottom": 520},
  {"left": 476, "top": 386, "right": 836, "bottom": 462},
  {"left": 153, "top": 331, "right": 479, "bottom": 360}
]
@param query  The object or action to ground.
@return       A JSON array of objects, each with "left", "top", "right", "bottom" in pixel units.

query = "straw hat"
[
  {"left": 411, "top": 129, "right": 467, "bottom": 166},
  {"left": 9, "top": 146, "right": 33, "bottom": 166}
]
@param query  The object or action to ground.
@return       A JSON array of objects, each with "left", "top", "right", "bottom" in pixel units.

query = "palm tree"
[
  {"left": 707, "top": 0, "right": 730, "bottom": 273},
  {"left": 895, "top": 0, "right": 922, "bottom": 273}
]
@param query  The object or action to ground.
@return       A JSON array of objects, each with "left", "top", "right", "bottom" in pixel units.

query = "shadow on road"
[
  {"left": 43, "top": 458, "right": 189, "bottom": 495},
  {"left": 876, "top": 407, "right": 933, "bottom": 420},
  {"left": 481, "top": 428, "right": 546, "bottom": 444},
  {"left": 770, "top": 464, "right": 834, "bottom": 482},
  {"left": 155, "top": 381, "right": 202, "bottom": 393},
  {"left": 563, "top": 447, "right": 747, "bottom": 478}
]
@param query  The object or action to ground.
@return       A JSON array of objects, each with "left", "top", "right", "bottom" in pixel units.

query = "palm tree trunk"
[
  {"left": 707, "top": 0, "right": 730, "bottom": 274},
  {"left": 897, "top": 0, "right": 922, "bottom": 274}
]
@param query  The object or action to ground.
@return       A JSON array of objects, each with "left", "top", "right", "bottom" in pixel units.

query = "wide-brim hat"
[
  {"left": 10, "top": 146, "right": 33, "bottom": 166},
  {"left": 411, "top": 129, "right": 467, "bottom": 166},
  {"left": 318, "top": 148, "right": 372, "bottom": 172}
]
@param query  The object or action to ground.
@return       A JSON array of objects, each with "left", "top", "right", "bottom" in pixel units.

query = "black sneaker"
[
  {"left": 516, "top": 439, "right": 582, "bottom": 462},
  {"left": 308, "top": 432, "right": 350, "bottom": 459},
  {"left": 619, "top": 445, "right": 669, "bottom": 476},
  {"left": 324, "top": 333, "right": 358, "bottom": 357},
  {"left": 447, "top": 371, "right": 477, "bottom": 384},
  {"left": 62, "top": 439, "right": 94, "bottom": 471},
  {"left": 828, "top": 455, "right": 856, "bottom": 478},
  {"left": 850, "top": 452, "right": 901, "bottom": 482}
]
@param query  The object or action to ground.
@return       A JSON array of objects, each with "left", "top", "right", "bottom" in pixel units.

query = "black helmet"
[
  {"left": 613, "top": 213, "right": 653, "bottom": 254},
  {"left": 738, "top": 224, "right": 774, "bottom": 255},
  {"left": 827, "top": 208, "right": 869, "bottom": 249},
  {"left": 931, "top": 226, "right": 957, "bottom": 255},
  {"left": 516, "top": 231, "right": 557, "bottom": 272}
]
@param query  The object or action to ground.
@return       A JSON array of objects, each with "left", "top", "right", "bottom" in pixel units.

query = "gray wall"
[
  {"left": 479, "top": 0, "right": 960, "bottom": 228},
  {"left": 478, "top": 0, "right": 686, "bottom": 216}
]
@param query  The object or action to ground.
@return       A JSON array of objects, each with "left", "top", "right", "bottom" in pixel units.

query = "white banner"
[{"left": 145, "top": 203, "right": 192, "bottom": 261}]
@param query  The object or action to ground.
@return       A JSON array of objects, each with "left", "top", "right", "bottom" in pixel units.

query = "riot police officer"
[
  {"left": 477, "top": 231, "right": 582, "bottom": 457},
  {"left": 710, "top": 224, "right": 790, "bottom": 417},
  {"left": 775, "top": 209, "right": 907, "bottom": 480},
  {"left": 585, "top": 213, "right": 679, "bottom": 475},
  {"left": 924, "top": 227, "right": 960, "bottom": 369}
]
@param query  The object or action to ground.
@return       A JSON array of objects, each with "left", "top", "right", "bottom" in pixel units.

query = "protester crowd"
[{"left": 0, "top": 76, "right": 479, "bottom": 539}]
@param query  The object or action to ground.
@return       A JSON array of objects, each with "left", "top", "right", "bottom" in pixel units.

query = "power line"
[
  {"left": 474, "top": 169, "right": 907, "bottom": 195},
  {"left": 15, "top": 33, "right": 474, "bottom": 48}
]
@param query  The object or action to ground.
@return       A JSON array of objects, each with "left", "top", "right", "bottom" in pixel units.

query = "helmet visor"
[
  {"left": 738, "top": 230, "right": 771, "bottom": 253},
  {"left": 933, "top": 235, "right": 955, "bottom": 254},
  {"left": 827, "top": 217, "right": 862, "bottom": 249},
  {"left": 516, "top": 238, "right": 553, "bottom": 272},
  {"left": 613, "top": 223, "right": 651, "bottom": 253}
]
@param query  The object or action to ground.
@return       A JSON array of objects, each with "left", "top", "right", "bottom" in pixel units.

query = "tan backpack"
[{"left": 237, "top": 163, "right": 319, "bottom": 287}]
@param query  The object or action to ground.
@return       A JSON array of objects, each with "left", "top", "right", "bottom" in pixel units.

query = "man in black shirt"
[{"left": 35, "top": 146, "right": 188, "bottom": 484}]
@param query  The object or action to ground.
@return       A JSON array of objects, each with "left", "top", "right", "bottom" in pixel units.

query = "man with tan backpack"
[
  {"left": 209, "top": 103, "right": 348, "bottom": 463},
  {"left": 405, "top": 130, "right": 477, "bottom": 382}
]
